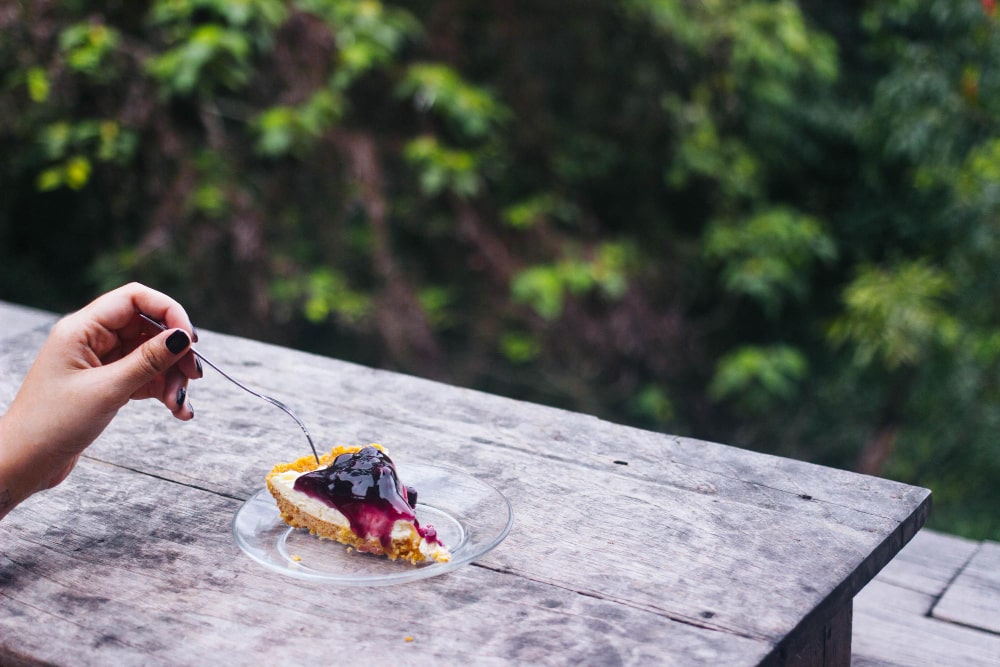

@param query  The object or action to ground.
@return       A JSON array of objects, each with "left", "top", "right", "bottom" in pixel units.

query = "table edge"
[{"left": 761, "top": 487, "right": 932, "bottom": 665}]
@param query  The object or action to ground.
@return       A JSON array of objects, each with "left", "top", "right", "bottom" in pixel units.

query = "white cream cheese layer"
[{"left": 270, "top": 470, "right": 351, "bottom": 528}]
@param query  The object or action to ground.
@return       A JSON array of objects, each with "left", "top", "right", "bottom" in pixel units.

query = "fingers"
[
  {"left": 164, "top": 371, "right": 193, "bottom": 420},
  {"left": 76, "top": 283, "right": 202, "bottom": 420},
  {"left": 176, "top": 350, "right": 202, "bottom": 382},
  {"left": 84, "top": 282, "right": 196, "bottom": 341},
  {"left": 124, "top": 334, "right": 197, "bottom": 420},
  {"left": 108, "top": 328, "right": 192, "bottom": 401},
  {"left": 162, "top": 352, "right": 200, "bottom": 419}
]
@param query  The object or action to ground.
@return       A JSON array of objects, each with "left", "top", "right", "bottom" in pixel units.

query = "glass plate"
[{"left": 232, "top": 463, "right": 513, "bottom": 585}]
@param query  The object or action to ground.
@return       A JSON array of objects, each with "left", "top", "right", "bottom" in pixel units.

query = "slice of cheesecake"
[{"left": 266, "top": 444, "right": 450, "bottom": 564}]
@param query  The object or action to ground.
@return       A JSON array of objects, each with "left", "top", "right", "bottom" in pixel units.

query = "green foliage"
[
  {"left": 630, "top": 385, "right": 675, "bottom": 424},
  {"left": 417, "top": 286, "right": 456, "bottom": 330},
  {"left": 34, "top": 119, "right": 136, "bottom": 191},
  {"left": 254, "top": 91, "right": 344, "bottom": 157},
  {"left": 150, "top": 0, "right": 288, "bottom": 31},
  {"left": 828, "top": 261, "right": 958, "bottom": 370},
  {"left": 709, "top": 345, "right": 808, "bottom": 414},
  {"left": 145, "top": 0, "right": 288, "bottom": 97},
  {"left": 956, "top": 138, "right": 1000, "bottom": 207},
  {"left": 301, "top": 0, "right": 420, "bottom": 87},
  {"left": 25, "top": 67, "right": 51, "bottom": 103},
  {"left": 729, "top": 2, "right": 839, "bottom": 102},
  {"left": 502, "top": 194, "right": 578, "bottom": 230},
  {"left": 147, "top": 24, "right": 255, "bottom": 96},
  {"left": 665, "top": 94, "right": 762, "bottom": 200},
  {"left": 499, "top": 332, "right": 540, "bottom": 364},
  {"left": 3, "top": 0, "right": 1000, "bottom": 540},
  {"left": 705, "top": 207, "right": 836, "bottom": 312},
  {"left": 271, "top": 268, "right": 371, "bottom": 325},
  {"left": 398, "top": 64, "right": 508, "bottom": 140},
  {"left": 37, "top": 155, "right": 91, "bottom": 191},
  {"left": 510, "top": 243, "right": 632, "bottom": 320},
  {"left": 39, "top": 120, "right": 137, "bottom": 165},
  {"left": 403, "top": 136, "right": 480, "bottom": 198},
  {"left": 60, "top": 22, "right": 120, "bottom": 78}
]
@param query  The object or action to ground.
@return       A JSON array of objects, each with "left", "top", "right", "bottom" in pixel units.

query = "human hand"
[{"left": 0, "top": 283, "right": 201, "bottom": 517}]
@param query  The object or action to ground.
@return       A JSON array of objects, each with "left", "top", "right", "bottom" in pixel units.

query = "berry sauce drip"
[{"left": 293, "top": 446, "right": 441, "bottom": 550}]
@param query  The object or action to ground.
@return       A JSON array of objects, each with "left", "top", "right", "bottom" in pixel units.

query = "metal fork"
[{"left": 138, "top": 312, "right": 321, "bottom": 464}]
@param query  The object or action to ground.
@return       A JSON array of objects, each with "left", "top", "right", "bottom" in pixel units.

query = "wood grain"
[
  {"left": 865, "top": 528, "right": 980, "bottom": 603},
  {"left": 1, "top": 459, "right": 768, "bottom": 666},
  {"left": 0, "top": 303, "right": 933, "bottom": 665},
  {"left": 853, "top": 580, "right": 1000, "bottom": 666},
  {"left": 851, "top": 531, "right": 1000, "bottom": 666},
  {"left": 932, "top": 541, "right": 1000, "bottom": 635},
  {"left": 0, "top": 301, "right": 56, "bottom": 344}
]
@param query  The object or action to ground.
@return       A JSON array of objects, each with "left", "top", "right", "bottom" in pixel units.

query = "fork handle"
[{"left": 137, "top": 312, "right": 321, "bottom": 465}]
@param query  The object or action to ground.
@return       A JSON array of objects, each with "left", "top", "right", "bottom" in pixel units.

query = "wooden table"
[{"left": 0, "top": 301, "right": 930, "bottom": 666}]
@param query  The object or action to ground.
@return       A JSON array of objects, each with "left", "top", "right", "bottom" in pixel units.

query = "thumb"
[{"left": 110, "top": 328, "right": 191, "bottom": 394}]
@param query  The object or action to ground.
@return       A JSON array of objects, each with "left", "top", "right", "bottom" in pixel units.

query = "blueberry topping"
[{"left": 293, "top": 447, "right": 441, "bottom": 549}]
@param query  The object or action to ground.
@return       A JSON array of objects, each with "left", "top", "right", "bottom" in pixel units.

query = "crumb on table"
[{"left": 290, "top": 554, "right": 302, "bottom": 562}]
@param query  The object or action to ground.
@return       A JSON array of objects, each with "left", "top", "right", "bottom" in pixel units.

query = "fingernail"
[
  {"left": 187, "top": 400, "right": 194, "bottom": 417},
  {"left": 166, "top": 329, "right": 190, "bottom": 354},
  {"left": 176, "top": 386, "right": 187, "bottom": 408},
  {"left": 195, "top": 357, "right": 203, "bottom": 377},
  {"left": 192, "top": 326, "right": 200, "bottom": 343}
]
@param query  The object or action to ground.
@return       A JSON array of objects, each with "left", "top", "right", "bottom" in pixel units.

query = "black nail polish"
[
  {"left": 166, "top": 329, "right": 190, "bottom": 354},
  {"left": 192, "top": 326, "right": 200, "bottom": 343},
  {"left": 176, "top": 387, "right": 187, "bottom": 408},
  {"left": 195, "top": 357, "right": 203, "bottom": 377}
]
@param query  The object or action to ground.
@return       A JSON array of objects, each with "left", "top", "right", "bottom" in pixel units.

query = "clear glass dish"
[{"left": 232, "top": 462, "right": 513, "bottom": 585}]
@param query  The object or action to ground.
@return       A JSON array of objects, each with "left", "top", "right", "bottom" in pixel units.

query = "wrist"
[{"left": 0, "top": 411, "right": 38, "bottom": 519}]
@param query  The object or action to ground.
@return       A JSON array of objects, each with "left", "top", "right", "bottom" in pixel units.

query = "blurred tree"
[{"left": 1, "top": 0, "right": 997, "bottom": 539}]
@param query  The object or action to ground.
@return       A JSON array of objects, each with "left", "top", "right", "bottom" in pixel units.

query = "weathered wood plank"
[
  {"left": 852, "top": 657, "right": 908, "bottom": 667},
  {"left": 848, "top": 522, "right": 984, "bottom": 667},
  {"left": 932, "top": 541, "right": 1000, "bottom": 635},
  {"left": 866, "top": 529, "right": 979, "bottom": 603},
  {"left": 92, "top": 411, "right": 902, "bottom": 647},
  {"left": 0, "top": 458, "right": 770, "bottom": 666},
  {"left": 852, "top": 580, "right": 1000, "bottom": 666},
  {"left": 0, "top": 307, "right": 933, "bottom": 665},
  {"left": 0, "top": 301, "right": 56, "bottom": 344}
]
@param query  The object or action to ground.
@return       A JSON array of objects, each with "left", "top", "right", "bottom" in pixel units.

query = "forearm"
[{"left": 0, "top": 402, "right": 84, "bottom": 521}]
